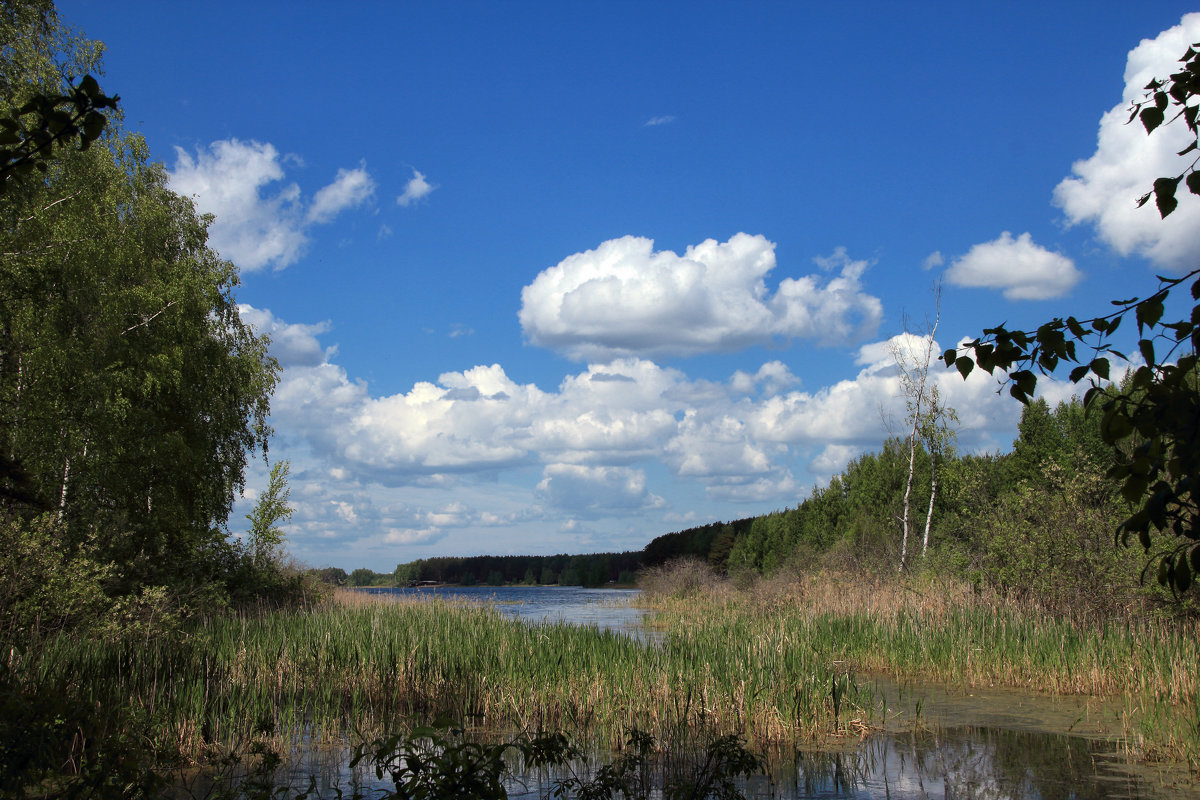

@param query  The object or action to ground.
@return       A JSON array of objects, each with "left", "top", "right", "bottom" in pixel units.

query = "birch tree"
[
  {"left": 1, "top": 2, "right": 278, "bottom": 595},
  {"left": 891, "top": 291, "right": 955, "bottom": 571}
]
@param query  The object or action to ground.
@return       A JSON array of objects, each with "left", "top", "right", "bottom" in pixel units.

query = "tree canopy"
[{"left": 0, "top": 0, "right": 279, "bottom": 618}]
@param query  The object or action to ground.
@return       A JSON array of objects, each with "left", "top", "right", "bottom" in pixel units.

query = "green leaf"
[
  {"left": 1154, "top": 176, "right": 1180, "bottom": 217},
  {"left": 1089, "top": 357, "right": 1110, "bottom": 380},
  {"left": 1176, "top": 556, "right": 1192, "bottom": 592},
  {"left": 81, "top": 110, "right": 106, "bottom": 142},
  {"left": 1139, "top": 338, "right": 1156, "bottom": 366},
  {"left": 1012, "top": 370, "right": 1037, "bottom": 397},
  {"left": 1136, "top": 298, "right": 1164, "bottom": 331},
  {"left": 954, "top": 356, "right": 974, "bottom": 379},
  {"left": 1141, "top": 105, "right": 1165, "bottom": 134},
  {"left": 1122, "top": 473, "right": 1150, "bottom": 504},
  {"left": 1188, "top": 171, "right": 1200, "bottom": 196},
  {"left": 1068, "top": 365, "right": 1090, "bottom": 383},
  {"left": 1066, "top": 316, "right": 1086, "bottom": 339},
  {"left": 1155, "top": 90, "right": 1169, "bottom": 111},
  {"left": 1102, "top": 411, "right": 1134, "bottom": 442}
]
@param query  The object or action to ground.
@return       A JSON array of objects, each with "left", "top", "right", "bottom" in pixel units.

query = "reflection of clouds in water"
[{"left": 781, "top": 727, "right": 1152, "bottom": 799}]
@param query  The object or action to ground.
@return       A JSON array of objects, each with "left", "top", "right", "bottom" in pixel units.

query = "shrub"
[{"left": 637, "top": 557, "right": 725, "bottom": 600}]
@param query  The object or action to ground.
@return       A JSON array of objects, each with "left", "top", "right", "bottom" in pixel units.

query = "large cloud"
[
  {"left": 246, "top": 307, "right": 1034, "bottom": 501},
  {"left": 944, "top": 232, "right": 1082, "bottom": 300},
  {"left": 536, "top": 465, "right": 665, "bottom": 514},
  {"left": 519, "top": 235, "right": 883, "bottom": 361},
  {"left": 1054, "top": 14, "right": 1200, "bottom": 269},
  {"left": 169, "top": 139, "right": 375, "bottom": 271},
  {"left": 239, "top": 306, "right": 1075, "bottom": 562}
]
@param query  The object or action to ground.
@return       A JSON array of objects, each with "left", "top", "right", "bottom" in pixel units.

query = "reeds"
[
  {"left": 643, "top": 570, "right": 1200, "bottom": 765},
  {"left": 12, "top": 573, "right": 1200, "bottom": 767}
]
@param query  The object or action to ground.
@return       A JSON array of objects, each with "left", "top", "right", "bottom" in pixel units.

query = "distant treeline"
[
  {"left": 351, "top": 394, "right": 1164, "bottom": 616},
  {"left": 366, "top": 521, "right": 763, "bottom": 588}
]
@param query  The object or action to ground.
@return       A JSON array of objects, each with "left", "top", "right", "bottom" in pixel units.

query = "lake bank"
[{"left": 11, "top": 569, "right": 1199, "bottom": 795}]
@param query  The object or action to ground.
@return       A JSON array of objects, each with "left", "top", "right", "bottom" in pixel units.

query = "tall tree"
[
  {"left": 0, "top": 2, "right": 277, "bottom": 597},
  {"left": 891, "top": 291, "right": 954, "bottom": 570}
]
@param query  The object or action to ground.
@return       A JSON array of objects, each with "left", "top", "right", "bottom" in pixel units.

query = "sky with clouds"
[{"left": 59, "top": 1, "right": 1200, "bottom": 571}]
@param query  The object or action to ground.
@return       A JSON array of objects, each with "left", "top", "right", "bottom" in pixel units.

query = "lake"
[
  {"left": 286, "top": 586, "right": 1195, "bottom": 798},
  {"left": 359, "top": 585, "right": 649, "bottom": 636}
]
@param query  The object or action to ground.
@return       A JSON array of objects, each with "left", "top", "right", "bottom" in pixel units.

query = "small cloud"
[
  {"left": 922, "top": 251, "right": 944, "bottom": 271},
  {"left": 307, "top": 163, "right": 375, "bottom": 224},
  {"left": 168, "top": 139, "right": 375, "bottom": 272},
  {"left": 377, "top": 223, "right": 393, "bottom": 240},
  {"left": 398, "top": 169, "right": 436, "bottom": 206},
  {"left": 384, "top": 527, "right": 446, "bottom": 545},
  {"left": 944, "top": 231, "right": 1082, "bottom": 300},
  {"left": 449, "top": 324, "right": 475, "bottom": 339},
  {"left": 644, "top": 115, "right": 676, "bottom": 127}
]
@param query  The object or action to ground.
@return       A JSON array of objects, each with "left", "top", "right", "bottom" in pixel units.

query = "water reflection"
[
  {"left": 768, "top": 727, "right": 1175, "bottom": 799},
  {"left": 361, "top": 586, "right": 649, "bottom": 637}
]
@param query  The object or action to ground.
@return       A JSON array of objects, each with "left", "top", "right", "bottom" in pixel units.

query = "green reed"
[
  {"left": 11, "top": 593, "right": 875, "bottom": 761},
  {"left": 14, "top": 579, "right": 1199, "bottom": 767}
]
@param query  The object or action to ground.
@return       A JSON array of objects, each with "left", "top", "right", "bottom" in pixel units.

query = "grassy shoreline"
[{"left": 10, "top": 571, "right": 1200, "bottom": 783}]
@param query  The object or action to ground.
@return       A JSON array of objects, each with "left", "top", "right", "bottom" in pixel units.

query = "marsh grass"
[
  {"left": 11, "top": 588, "right": 880, "bottom": 768},
  {"left": 641, "top": 569, "right": 1200, "bottom": 766},
  {"left": 12, "top": 572, "right": 1200, "bottom": 773}
]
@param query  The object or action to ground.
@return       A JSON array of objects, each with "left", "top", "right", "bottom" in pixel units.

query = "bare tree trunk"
[
  {"left": 57, "top": 453, "right": 70, "bottom": 521},
  {"left": 900, "top": 418, "right": 917, "bottom": 572},
  {"left": 892, "top": 286, "right": 943, "bottom": 573},
  {"left": 922, "top": 460, "right": 937, "bottom": 556}
]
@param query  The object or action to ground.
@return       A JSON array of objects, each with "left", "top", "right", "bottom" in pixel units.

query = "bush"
[
  {"left": 0, "top": 513, "right": 113, "bottom": 641},
  {"left": 637, "top": 557, "right": 725, "bottom": 600}
]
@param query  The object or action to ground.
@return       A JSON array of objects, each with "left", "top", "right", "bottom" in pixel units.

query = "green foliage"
[
  {"left": 945, "top": 44, "right": 1200, "bottom": 595},
  {"left": 0, "top": 513, "right": 111, "bottom": 640},
  {"left": 245, "top": 460, "right": 292, "bottom": 568},
  {"left": 349, "top": 567, "right": 382, "bottom": 587},
  {"left": 393, "top": 551, "right": 642, "bottom": 587},
  {"left": 314, "top": 566, "right": 349, "bottom": 586},
  {"left": 0, "top": 72, "right": 117, "bottom": 191},
  {"left": 0, "top": 1, "right": 284, "bottom": 643}
]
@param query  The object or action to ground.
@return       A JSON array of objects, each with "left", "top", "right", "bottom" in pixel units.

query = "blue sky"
[{"left": 59, "top": 2, "right": 1200, "bottom": 571}]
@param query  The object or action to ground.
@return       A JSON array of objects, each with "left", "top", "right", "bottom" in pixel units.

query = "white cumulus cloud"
[
  {"left": 1053, "top": 13, "right": 1200, "bottom": 269},
  {"left": 519, "top": 234, "right": 883, "bottom": 361},
  {"left": 944, "top": 232, "right": 1082, "bottom": 300},
  {"left": 536, "top": 465, "right": 665, "bottom": 514},
  {"left": 243, "top": 305, "right": 1069, "bottom": 534},
  {"left": 169, "top": 139, "right": 376, "bottom": 271}
]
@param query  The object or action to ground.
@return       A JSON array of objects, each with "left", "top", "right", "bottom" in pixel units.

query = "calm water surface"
[{"left": 360, "top": 585, "right": 648, "bottom": 635}]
